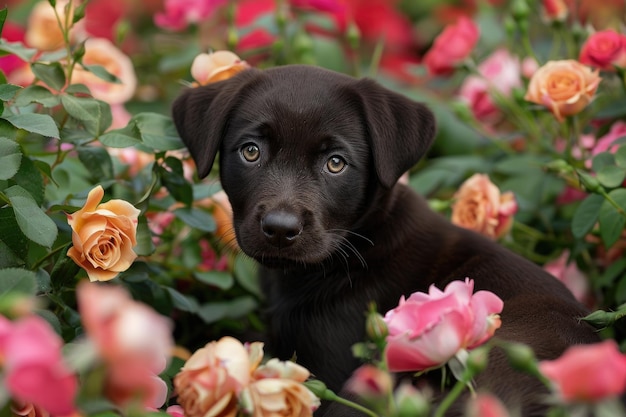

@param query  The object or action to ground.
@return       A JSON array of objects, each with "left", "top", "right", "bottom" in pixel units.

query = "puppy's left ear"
[{"left": 353, "top": 78, "right": 436, "bottom": 188}]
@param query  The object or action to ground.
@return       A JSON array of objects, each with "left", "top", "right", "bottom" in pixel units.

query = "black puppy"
[{"left": 172, "top": 65, "right": 599, "bottom": 416}]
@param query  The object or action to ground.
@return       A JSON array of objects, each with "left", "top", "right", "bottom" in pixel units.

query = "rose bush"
[{"left": 0, "top": 0, "right": 626, "bottom": 415}]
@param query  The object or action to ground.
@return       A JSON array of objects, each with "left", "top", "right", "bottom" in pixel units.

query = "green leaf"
[
  {"left": 0, "top": 207, "right": 28, "bottom": 267},
  {"left": 99, "top": 124, "right": 141, "bottom": 148},
  {"left": 0, "top": 268, "right": 37, "bottom": 296},
  {"left": 159, "top": 163, "right": 193, "bottom": 206},
  {"left": 194, "top": 270, "right": 234, "bottom": 290},
  {"left": 61, "top": 94, "right": 99, "bottom": 122},
  {"left": 14, "top": 85, "right": 60, "bottom": 108},
  {"left": 49, "top": 244, "right": 81, "bottom": 290},
  {"left": 571, "top": 194, "right": 604, "bottom": 238},
  {"left": 31, "top": 62, "right": 66, "bottom": 91},
  {"left": 616, "top": 145, "right": 626, "bottom": 169},
  {"left": 234, "top": 254, "right": 261, "bottom": 298},
  {"left": 0, "top": 39, "right": 38, "bottom": 62},
  {"left": 134, "top": 215, "right": 156, "bottom": 257},
  {"left": 134, "top": 112, "right": 184, "bottom": 151},
  {"left": 173, "top": 207, "right": 216, "bottom": 232},
  {"left": 12, "top": 156, "right": 45, "bottom": 206},
  {"left": 0, "top": 8, "right": 7, "bottom": 36},
  {"left": 5, "top": 185, "right": 58, "bottom": 248},
  {"left": 196, "top": 296, "right": 258, "bottom": 324},
  {"left": 81, "top": 64, "right": 121, "bottom": 84},
  {"left": 598, "top": 190, "right": 626, "bottom": 248},
  {"left": 0, "top": 136, "right": 21, "bottom": 180},
  {"left": 164, "top": 286, "right": 197, "bottom": 313},
  {"left": 77, "top": 146, "right": 113, "bottom": 180},
  {"left": 597, "top": 165, "right": 626, "bottom": 189},
  {"left": 592, "top": 152, "right": 615, "bottom": 173},
  {"left": 2, "top": 113, "right": 60, "bottom": 137},
  {"left": 0, "top": 83, "right": 21, "bottom": 101}
]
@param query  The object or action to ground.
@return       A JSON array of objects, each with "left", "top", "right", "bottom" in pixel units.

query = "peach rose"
[
  {"left": 541, "top": 0, "right": 568, "bottom": 22},
  {"left": 451, "top": 174, "right": 518, "bottom": 240},
  {"left": 190, "top": 51, "right": 250, "bottom": 86},
  {"left": 25, "top": 0, "right": 84, "bottom": 51},
  {"left": 174, "top": 336, "right": 264, "bottom": 417},
  {"left": 579, "top": 29, "right": 626, "bottom": 71},
  {"left": 67, "top": 185, "right": 140, "bottom": 282},
  {"left": 242, "top": 359, "right": 320, "bottom": 417},
  {"left": 524, "top": 60, "right": 601, "bottom": 122},
  {"left": 71, "top": 38, "right": 137, "bottom": 104}
]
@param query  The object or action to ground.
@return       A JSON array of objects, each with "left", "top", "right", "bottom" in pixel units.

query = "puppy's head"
[{"left": 172, "top": 65, "right": 435, "bottom": 267}]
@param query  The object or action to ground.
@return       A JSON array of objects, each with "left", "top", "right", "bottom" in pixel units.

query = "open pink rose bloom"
[{"left": 383, "top": 278, "right": 503, "bottom": 372}]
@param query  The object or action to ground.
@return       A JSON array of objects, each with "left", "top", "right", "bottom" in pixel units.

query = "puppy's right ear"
[{"left": 172, "top": 68, "right": 260, "bottom": 178}]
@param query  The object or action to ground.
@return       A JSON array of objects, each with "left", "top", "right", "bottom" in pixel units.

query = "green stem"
[
  {"left": 434, "top": 376, "right": 469, "bottom": 417},
  {"left": 329, "top": 395, "right": 380, "bottom": 417},
  {"left": 599, "top": 189, "right": 626, "bottom": 219},
  {"left": 32, "top": 244, "right": 67, "bottom": 270}
]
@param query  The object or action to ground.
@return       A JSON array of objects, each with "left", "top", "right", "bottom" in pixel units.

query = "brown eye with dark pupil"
[
  {"left": 242, "top": 144, "right": 260, "bottom": 162},
  {"left": 327, "top": 156, "right": 346, "bottom": 173}
]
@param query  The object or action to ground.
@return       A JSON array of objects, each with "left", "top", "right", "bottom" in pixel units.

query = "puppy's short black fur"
[{"left": 172, "top": 65, "right": 599, "bottom": 416}]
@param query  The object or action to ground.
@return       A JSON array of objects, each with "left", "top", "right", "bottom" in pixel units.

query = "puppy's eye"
[
  {"left": 241, "top": 144, "right": 260, "bottom": 162},
  {"left": 326, "top": 156, "right": 346, "bottom": 174}
]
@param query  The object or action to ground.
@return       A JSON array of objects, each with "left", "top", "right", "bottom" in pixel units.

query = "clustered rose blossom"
[
  {"left": 539, "top": 340, "right": 626, "bottom": 403},
  {"left": 154, "top": 0, "right": 228, "bottom": 31},
  {"left": 524, "top": 59, "right": 601, "bottom": 122},
  {"left": 383, "top": 278, "right": 503, "bottom": 372},
  {"left": 423, "top": 16, "right": 480, "bottom": 76},
  {"left": 0, "top": 315, "right": 78, "bottom": 416},
  {"left": 451, "top": 174, "right": 518, "bottom": 240},
  {"left": 67, "top": 185, "right": 141, "bottom": 282},
  {"left": 174, "top": 336, "right": 320, "bottom": 417},
  {"left": 579, "top": 29, "right": 626, "bottom": 71},
  {"left": 190, "top": 51, "right": 250, "bottom": 86},
  {"left": 77, "top": 282, "right": 174, "bottom": 409}
]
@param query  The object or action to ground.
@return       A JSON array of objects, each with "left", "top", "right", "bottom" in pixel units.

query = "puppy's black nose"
[{"left": 261, "top": 210, "right": 303, "bottom": 247}]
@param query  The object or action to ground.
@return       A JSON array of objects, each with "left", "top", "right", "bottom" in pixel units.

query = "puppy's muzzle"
[{"left": 261, "top": 210, "right": 303, "bottom": 248}]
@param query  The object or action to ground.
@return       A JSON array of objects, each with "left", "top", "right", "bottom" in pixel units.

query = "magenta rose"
[
  {"left": 383, "top": 278, "right": 503, "bottom": 372},
  {"left": 539, "top": 340, "right": 626, "bottom": 403},
  {"left": 579, "top": 29, "right": 626, "bottom": 71},
  {"left": 423, "top": 17, "right": 479, "bottom": 76}
]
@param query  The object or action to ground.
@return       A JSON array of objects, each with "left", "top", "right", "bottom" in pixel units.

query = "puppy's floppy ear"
[
  {"left": 353, "top": 78, "right": 436, "bottom": 188},
  {"left": 172, "top": 68, "right": 261, "bottom": 178}
]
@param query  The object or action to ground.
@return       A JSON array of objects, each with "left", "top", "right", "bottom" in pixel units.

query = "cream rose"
[
  {"left": 71, "top": 38, "right": 138, "bottom": 104},
  {"left": 524, "top": 60, "right": 601, "bottom": 122},
  {"left": 67, "top": 185, "right": 140, "bottom": 282},
  {"left": 190, "top": 51, "right": 250, "bottom": 86},
  {"left": 174, "top": 337, "right": 263, "bottom": 417},
  {"left": 25, "top": 0, "right": 84, "bottom": 51},
  {"left": 451, "top": 174, "right": 518, "bottom": 240}
]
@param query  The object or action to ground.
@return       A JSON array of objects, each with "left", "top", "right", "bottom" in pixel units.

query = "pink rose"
[
  {"left": 459, "top": 49, "right": 522, "bottom": 124},
  {"left": 154, "top": 0, "right": 228, "bottom": 31},
  {"left": 543, "top": 251, "right": 589, "bottom": 303},
  {"left": 1, "top": 316, "right": 77, "bottom": 416},
  {"left": 541, "top": 0, "right": 568, "bottom": 22},
  {"left": 423, "top": 17, "right": 479, "bottom": 76},
  {"left": 383, "top": 278, "right": 503, "bottom": 372},
  {"left": 579, "top": 29, "right": 626, "bottom": 71},
  {"left": 524, "top": 60, "right": 601, "bottom": 122},
  {"left": 451, "top": 174, "right": 518, "bottom": 240},
  {"left": 591, "top": 121, "right": 626, "bottom": 157},
  {"left": 466, "top": 393, "right": 511, "bottom": 417},
  {"left": 345, "top": 365, "right": 393, "bottom": 403},
  {"left": 539, "top": 340, "right": 626, "bottom": 402},
  {"left": 77, "top": 282, "right": 173, "bottom": 409}
]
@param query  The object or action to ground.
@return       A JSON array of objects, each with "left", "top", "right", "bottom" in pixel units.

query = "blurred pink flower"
[
  {"left": 1, "top": 316, "right": 77, "bottom": 416},
  {"left": 591, "top": 121, "right": 626, "bottom": 157},
  {"left": 154, "top": 0, "right": 228, "bottom": 31},
  {"left": 77, "top": 282, "right": 173, "bottom": 409},
  {"left": 345, "top": 364, "right": 393, "bottom": 402},
  {"left": 541, "top": 0, "right": 569, "bottom": 22},
  {"left": 451, "top": 174, "right": 518, "bottom": 240},
  {"left": 539, "top": 340, "right": 626, "bottom": 403},
  {"left": 0, "top": 22, "right": 27, "bottom": 76},
  {"left": 166, "top": 405, "right": 185, "bottom": 417},
  {"left": 543, "top": 251, "right": 590, "bottom": 303},
  {"left": 459, "top": 49, "right": 522, "bottom": 124},
  {"left": 199, "top": 239, "right": 229, "bottom": 272},
  {"left": 291, "top": 0, "right": 345, "bottom": 13},
  {"left": 423, "top": 17, "right": 479, "bottom": 76},
  {"left": 466, "top": 392, "right": 511, "bottom": 417},
  {"left": 383, "top": 278, "right": 503, "bottom": 372},
  {"left": 10, "top": 402, "right": 50, "bottom": 417},
  {"left": 579, "top": 29, "right": 626, "bottom": 71}
]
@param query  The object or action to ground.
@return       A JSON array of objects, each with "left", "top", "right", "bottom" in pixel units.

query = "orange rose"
[
  {"left": 71, "top": 38, "right": 137, "bottom": 104},
  {"left": 67, "top": 185, "right": 140, "bottom": 282},
  {"left": 242, "top": 359, "right": 320, "bottom": 417},
  {"left": 174, "top": 336, "right": 263, "bottom": 417},
  {"left": 190, "top": 51, "right": 250, "bottom": 86},
  {"left": 524, "top": 60, "right": 601, "bottom": 122},
  {"left": 25, "top": 0, "right": 84, "bottom": 51},
  {"left": 451, "top": 174, "right": 518, "bottom": 240}
]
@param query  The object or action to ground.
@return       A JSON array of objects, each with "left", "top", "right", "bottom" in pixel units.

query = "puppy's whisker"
[{"left": 328, "top": 229, "right": 374, "bottom": 247}]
